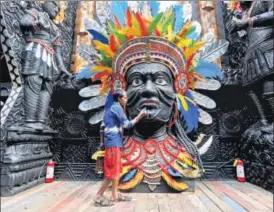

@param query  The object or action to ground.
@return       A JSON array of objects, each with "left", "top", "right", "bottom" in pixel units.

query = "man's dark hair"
[{"left": 113, "top": 89, "right": 126, "bottom": 102}]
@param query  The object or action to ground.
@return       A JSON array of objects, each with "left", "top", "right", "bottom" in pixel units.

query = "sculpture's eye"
[
  {"left": 132, "top": 77, "right": 143, "bottom": 87},
  {"left": 155, "top": 76, "right": 167, "bottom": 86}
]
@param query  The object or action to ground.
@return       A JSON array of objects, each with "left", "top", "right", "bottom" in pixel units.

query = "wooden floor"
[{"left": 1, "top": 180, "right": 273, "bottom": 212}]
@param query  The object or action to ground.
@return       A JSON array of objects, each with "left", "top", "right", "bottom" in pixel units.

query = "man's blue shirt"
[{"left": 101, "top": 102, "right": 136, "bottom": 148}]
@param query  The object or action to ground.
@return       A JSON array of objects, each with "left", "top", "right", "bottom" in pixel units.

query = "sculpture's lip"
[{"left": 140, "top": 100, "right": 159, "bottom": 106}]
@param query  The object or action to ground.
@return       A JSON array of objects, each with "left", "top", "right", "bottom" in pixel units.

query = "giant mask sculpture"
[{"left": 78, "top": 2, "right": 228, "bottom": 191}]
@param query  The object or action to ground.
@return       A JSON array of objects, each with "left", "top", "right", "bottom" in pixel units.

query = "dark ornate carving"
[
  {"left": 0, "top": 1, "right": 78, "bottom": 196},
  {"left": 222, "top": 2, "right": 247, "bottom": 69}
]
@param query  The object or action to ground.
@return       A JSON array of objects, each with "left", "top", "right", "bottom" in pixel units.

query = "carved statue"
[
  {"left": 227, "top": 1, "right": 273, "bottom": 87},
  {"left": 19, "top": 1, "right": 71, "bottom": 131},
  {"left": 78, "top": 2, "right": 228, "bottom": 191}
]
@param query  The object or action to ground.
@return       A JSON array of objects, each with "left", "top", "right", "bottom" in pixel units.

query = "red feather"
[
  {"left": 114, "top": 15, "right": 122, "bottom": 29},
  {"left": 154, "top": 27, "right": 161, "bottom": 36},
  {"left": 136, "top": 12, "right": 148, "bottom": 36},
  {"left": 186, "top": 54, "right": 195, "bottom": 69},
  {"left": 92, "top": 71, "right": 111, "bottom": 82},
  {"left": 109, "top": 35, "right": 117, "bottom": 52},
  {"left": 126, "top": 8, "right": 132, "bottom": 28},
  {"left": 126, "top": 35, "right": 134, "bottom": 40}
]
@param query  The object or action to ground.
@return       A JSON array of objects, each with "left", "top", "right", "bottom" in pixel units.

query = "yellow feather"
[
  {"left": 178, "top": 153, "right": 199, "bottom": 170},
  {"left": 166, "top": 25, "right": 175, "bottom": 41},
  {"left": 93, "top": 41, "right": 114, "bottom": 58},
  {"left": 177, "top": 94, "right": 189, "bottom": 111},
  {"left": 184, "top": 96, "right": 197, "bottom": 106},
  {"left": 162, "top": 171, "right": 188, "bottom": 191},
  {"left": 91, "top": 150, "right": 105, "bottom": 160},
  {"left": 118, "top": 27, "right": 141, "bottom": 37},
  {"left": 184, "top": 41, "right": 205, "bottom": 60},
  {"left": 91, "top": 66, "right": 112, "bottom": 73},
  {"left": 118, "top": 170, "right": 144, "bottom": 190},
  {"left": 176, "top": 37, "right": 193, "bottom": 48}
]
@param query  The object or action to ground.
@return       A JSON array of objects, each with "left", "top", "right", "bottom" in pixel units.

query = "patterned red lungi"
[{"left": 104, "top": 147, "right": 122, "bottom": 180}]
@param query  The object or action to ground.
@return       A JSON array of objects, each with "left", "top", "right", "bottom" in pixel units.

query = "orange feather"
[
  {"left": 136, "top": 12, "right": 148, "bottom": 36},
  {"left": 126, "top": 8, "right": 132, "bottom": 28},
  {"left": 109, "top": 35, "right": 117, "bottom": 52},
  {"left": 92, "top": 71, "right": 111, "bottom": 82},
  {"left": 114, "top": 15, "right": 122, "bottom": 29}
]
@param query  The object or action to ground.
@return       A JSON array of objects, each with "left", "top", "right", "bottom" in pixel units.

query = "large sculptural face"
[
  {"left": 126, "top": 63, "right": 176, "bottom": 123},
  {"left": 42, "top": 1, "right": 60, "bottom": 19}
]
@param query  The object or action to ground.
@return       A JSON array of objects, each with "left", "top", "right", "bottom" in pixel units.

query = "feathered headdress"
[{"left": 77, "top": 2, "right": 229, "bottom": 133}]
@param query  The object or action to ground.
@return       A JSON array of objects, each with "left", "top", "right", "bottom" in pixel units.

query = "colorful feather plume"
[
  {"left": 162, "top": 170, "right": 188, "bottom": 191},
  {"left": 119, "top": 170, "right": 144, "bottom": 190}
]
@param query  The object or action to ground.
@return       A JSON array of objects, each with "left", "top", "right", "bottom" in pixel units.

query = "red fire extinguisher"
[
  {"left": 45, "top": 160, "right": 55, "bottom": 183},
  {"left": 233, "top": 159, "right": 246, "bottom": 182}
]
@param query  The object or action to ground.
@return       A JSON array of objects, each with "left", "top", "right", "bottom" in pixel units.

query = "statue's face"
[
  {"left": 126, "top": 63, "right": 176, "bottom": 123},
  {"left": 42, "top": 1, "right": 60, "bottom": 19}
]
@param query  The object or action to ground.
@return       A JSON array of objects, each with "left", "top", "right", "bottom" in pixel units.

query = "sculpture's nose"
[{"left": 142, "top": 79, "right": 157, "bottom": 97}]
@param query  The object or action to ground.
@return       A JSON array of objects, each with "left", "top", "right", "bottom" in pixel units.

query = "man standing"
[{"left": 94, "top": 89, "right": 146, "bottom": 206}]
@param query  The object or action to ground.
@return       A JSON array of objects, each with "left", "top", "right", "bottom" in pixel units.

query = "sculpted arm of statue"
[
  {"left": 227, "top": 2, "right": 274, "bottom": 33},
  {"left": 54, "top": 44, "right": 72, "bottom": 77},
  {"left": 251, "top": 2, "right": 274, "bottom": 27}
]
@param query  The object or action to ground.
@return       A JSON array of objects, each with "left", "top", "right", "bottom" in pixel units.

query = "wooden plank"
[
  {"left": 195, "top": 184, "right": 222, "bottom": 212},
  {"left": 157, "top": 193, "right": 171, "bottom": 212},
  {"left": 65, "top": 182, "right": 99, "bottom": 212},
  {"left": 205, "top": 181, "right": 249, "bottom": 212},
  {"left": 198, "top": 182, "right": 235, "bottom": 212},
  {"left": 167, "top": 193, "right": 183, "bottom": 212},
  {"left": 147, "top": 193, "right": 159, "bottom": 212},
  {"left": 212, "top": 181, "right": 270, "bottom": 212},
  {"left": 1, "top": 181, "right": 63, "bottom": 209},
  {"left": 46, "top": 182, "right": 91, "bottom": 212},
  {"left": 38, "top": 182, "right": 94, "bottom": 212},
  {"left": 187, "top": 193, "right": 209, "bottom": 212},
  {"left": 223, "top": 181, "right": 273, "bottom": 204},
  {"left": 25, "top": 181, "right": 82, "bottom": 212},
  {"left": 178, "top": 193, "right": 198, "bottom": 212},
  {"left": 1, "top": 181, "right": 67, "bottom": 212},
  {"left": 221, "top": 181, "right": 273, "bottom": 210}
]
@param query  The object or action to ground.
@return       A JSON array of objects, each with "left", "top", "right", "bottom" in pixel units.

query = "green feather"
[
  {"left": 107, "top": 21, "right": 116, "bottom": 36},
  {"left": 148, "top": 12, "right": 163, "bottom": 35},
  {"left": 112, "top": 31, "right": 127, "bottom": 43},
  {"left": 100, "top": 52, "right": 112, "bottom": 66},
  {"left": 185, "top": 26, "right": 195, "bottom": 37},
  {"left": 160, "top": 12, "right": 174, "bottom": 34},
  {"left": 107, "top": 21, "right": 127, "bottom": 43}
]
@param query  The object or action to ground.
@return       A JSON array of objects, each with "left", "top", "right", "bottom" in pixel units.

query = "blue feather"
[
  {"left": 111, "top": 1, "right": 128, "bottom": 27},
  {"left": 120, "top": 168, "right": 137, "bottom": 183},
  {"left": 76, "top": 66, "right": 97, "bottom": 79},
  {"left": 177, "top": 94, "right": 199, "bottom": 133},
  {"left": 167, "top": 167, "right": 182, "bottom": 178},
  {"left": 147, "top": 1, "right": 160, "bottom": 17},
  {"left": 173, "top": 4, "right": 184, "bottom": 33},
  {"left": 105, "top": 92, "right": 114, "bottom": 110},
  {"left": 195, "top": 60, "right": 223, "bottom": 79},
  {"left": 87, "top": 29, "right": 109, "bottom": 44},
  {"left": 186, "top": 31, "right": 199, "bottom": 40}
]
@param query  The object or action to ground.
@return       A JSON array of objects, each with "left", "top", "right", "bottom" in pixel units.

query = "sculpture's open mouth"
[{"left": 140, "top": 100, "right": 159, "bottom": 108}]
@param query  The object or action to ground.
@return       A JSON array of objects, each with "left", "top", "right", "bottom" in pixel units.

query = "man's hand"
[{"left": 136, "top": 108, "right": 147, "bottom": 122}]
